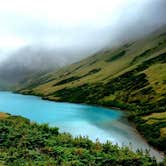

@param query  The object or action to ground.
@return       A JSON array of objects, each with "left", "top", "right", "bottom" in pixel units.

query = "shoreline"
[
  {"left": 35, "top": 94, "right": 166, "bottom": 159},
  {"left": 1, "top": 90, "right": 165, "bottom": 160}
]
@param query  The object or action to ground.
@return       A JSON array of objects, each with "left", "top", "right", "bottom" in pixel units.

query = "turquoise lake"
[{"left": 0, "top": 91, "right": 163, "bottom": 161}]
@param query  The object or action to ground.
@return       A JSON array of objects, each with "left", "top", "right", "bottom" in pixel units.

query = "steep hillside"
[{"left": 16, "top": 28, "right": 166, "bottom": 153}]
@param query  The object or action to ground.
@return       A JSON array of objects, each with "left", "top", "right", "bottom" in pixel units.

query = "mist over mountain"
[
  {"left": 0, "top": 0, "right": 166, "bottom": 87},
  {"left": 0, "top": 46, "right": 98, "bottom": 85}
]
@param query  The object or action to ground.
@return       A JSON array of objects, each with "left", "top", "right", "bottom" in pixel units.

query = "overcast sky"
[{"left": 0, "top": 0, "right": 166, "bottom": 63}]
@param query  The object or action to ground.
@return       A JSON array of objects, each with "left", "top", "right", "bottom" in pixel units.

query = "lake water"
[{"left": 0, "top": 91, "right": 163, "bottom": 161}]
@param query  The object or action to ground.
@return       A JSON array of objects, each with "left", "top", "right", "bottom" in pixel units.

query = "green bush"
[{"left": 0, "top": 115, "right": 161, "bottom": 166}]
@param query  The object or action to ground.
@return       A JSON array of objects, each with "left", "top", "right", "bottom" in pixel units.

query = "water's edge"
[
  {"left": 41, "top": 95, "right": 164, "bottom": 157},
  {"left": 1, "top": 91, "right": 164, "bottom": 161},
  {"left": 17, "top": 92, "right": 166, "bottom": 155}
]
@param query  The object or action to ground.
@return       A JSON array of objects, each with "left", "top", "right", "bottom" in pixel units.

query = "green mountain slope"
[{"left": 16, "top": 28, "right": 166, "bottom": 153}]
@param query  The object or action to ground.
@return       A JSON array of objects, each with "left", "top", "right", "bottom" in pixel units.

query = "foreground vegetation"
[{"left": 0, "top": 113, "right": 164, "bottom": 165}]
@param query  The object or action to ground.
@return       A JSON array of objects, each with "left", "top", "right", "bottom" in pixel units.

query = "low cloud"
[{"left": 0, "top": 0, "right": 165, "bottom": 69}]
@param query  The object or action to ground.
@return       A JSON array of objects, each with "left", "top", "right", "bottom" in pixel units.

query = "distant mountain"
[
  {"left": 15, "top": 26, "right": 166, "bottom": 153},
  {"left": 0, "top": 47, "right": 90, "bottom": 89}
]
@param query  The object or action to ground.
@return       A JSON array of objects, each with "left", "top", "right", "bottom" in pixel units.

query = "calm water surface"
[{"left": 0, "top": 91, "right": 163, "bottom": 161}]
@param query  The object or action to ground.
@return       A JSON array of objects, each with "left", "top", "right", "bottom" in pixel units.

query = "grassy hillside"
[
  {"left": 0, "top": 113, "right": 163, "bottom": 165},
  {"left": 16, "top": 28, "right": 166, "bottom": 153}
]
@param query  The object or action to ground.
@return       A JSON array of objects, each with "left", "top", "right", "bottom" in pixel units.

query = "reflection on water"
[{"left": 0, "top": 91, "right": 164, "bottom": 161}]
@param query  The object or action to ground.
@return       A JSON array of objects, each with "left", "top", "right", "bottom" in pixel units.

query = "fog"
[{"left": 0, "top": 0, "right": 166, "bottom": 82}]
